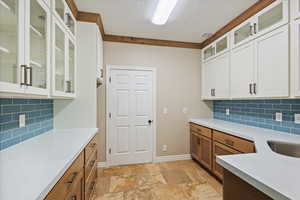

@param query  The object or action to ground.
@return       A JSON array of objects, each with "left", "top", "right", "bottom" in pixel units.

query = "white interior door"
[{"left": 108, "top": 68, "right": 154, "bottom": 166}]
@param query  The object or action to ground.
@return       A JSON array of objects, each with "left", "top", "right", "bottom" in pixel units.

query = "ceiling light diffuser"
[{"left": 152, "top": 0, "right": 178, "bottom": 25}]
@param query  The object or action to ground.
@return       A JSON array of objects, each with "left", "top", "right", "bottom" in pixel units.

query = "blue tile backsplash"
[
  {"left": 0, "top": 98, "right": 53, "bottom": 150},
  {"left": 214, "top": 99, "right": 300, "bottom": 135}
]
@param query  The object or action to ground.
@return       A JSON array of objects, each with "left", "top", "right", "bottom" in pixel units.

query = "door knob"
[{"left": 148, "top": 120, "right": 153, "bottom": 125}]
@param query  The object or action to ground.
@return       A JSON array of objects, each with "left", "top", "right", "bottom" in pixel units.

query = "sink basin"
[{"left": 268, "top": 141, "right": 300, "bottom": 158}]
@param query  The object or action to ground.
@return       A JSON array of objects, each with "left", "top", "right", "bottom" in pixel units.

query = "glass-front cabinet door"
[
  {"left": 215, "top": 35, "right": 229, "bottom": 55},
  {"left": 52, "top": 17, "right": 66, "bottom": 96},
  {"left": 0, "top": 0, "right": 25, "bottom": 94},
  {"left": 256, "top": 0, "right": 288, "bottom": 37},
  {"left": 65, "top": 6, "right": 76, "bottom": 38},
  {"left": 202, "top": 45, "right": 215, "bottom": 61},
  {"left": 291, "top": 0, "right": 300, "bottom": 20},
  {"left": 25, "top": 0, "right": 50, "bottom": 95},
  {"left": 53, "top": 0, "right": 76, "bottom": 38},
  {"left": 231, "top": 19, "right": 254, "bottom": 48},
  {"left": 66, "top": 38, "right": 76, "bottom": 96}
]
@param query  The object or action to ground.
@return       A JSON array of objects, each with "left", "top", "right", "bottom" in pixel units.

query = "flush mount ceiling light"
[{"left": 152, "top": 0, "right": 178, "bottom": 25}]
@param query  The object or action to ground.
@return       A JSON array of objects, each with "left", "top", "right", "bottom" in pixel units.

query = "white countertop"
[
  {"left": 0, "top": 128, "right": 98, "bottom": 200},
  {"left": 190, "top": 119, "right": 300, "bottom": 200}
]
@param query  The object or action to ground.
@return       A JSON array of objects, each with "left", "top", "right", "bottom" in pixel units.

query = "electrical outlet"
[
  {"left": 226, "top": 108, "right": 230, "bottom": 116},
  {"left": 162, "top": 145, "right": 167, "bottom": 152},
  {"left": 275, "top": 112, "right": 282, "bottom": 122},
  {"left": 295, "top": 114, "right": 300, "bottom": 124},
  {"left": 163, "top": 107, "right": 168, "bottom": 114},
  {"left": 182, "top": 107, "right": 188, "bottom": 114},
  {"left": 19, "top": 114, "right": 26, "bottom": 128}
]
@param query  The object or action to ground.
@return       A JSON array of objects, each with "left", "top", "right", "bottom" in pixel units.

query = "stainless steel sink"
[{"left": 268, "top": 141, "right": 300, "bottom": 158}]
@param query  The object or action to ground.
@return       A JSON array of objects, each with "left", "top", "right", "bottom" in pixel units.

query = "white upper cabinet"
[
  {"left": 202, "top": 52, "right": 230, "bottom": 99},
  {"left": 231, "top": 18, "right": 255, "bottom": 48},
  {"left": 212, "top": 52, "right": 230, "bottom": 99},
  {"left": 66, "top": 37, "right": 76, "bottom": 96},
  {"left": 202, "top": 45, "right": 215, "bottom": 62},
  {"left": 291, "top": 0, "right": 300, "bottom": 20},
  {"left": 231, "top": 0, "right": 288, "bottom": 49},
  {"left": 53, "top": 0, "right": 76, "bottom": 39},
  {"left": 0, "top": 0, "right": 51, "bottom": 96},
  {"left": 291, "top": 19, "right": 300, "bottom": 97},
  {"left": 255, "top": 0, "right": 289, "bottom": 37},
  {"left": 203, "top": 0, "right": 290, "bottom": 100},
  {"left": 202, "top": 59, "right": 215, "bottom": 99},
  {"left": 52, "top": 16, "right": 77, "bottom": 98},
  {"left": 0, "top": 0, "right": 25, "bottom": 94},
  {"left": 231, "top": 41, "right": 255, "bottom": 99},
  {"left": 202, "top": 34, "right": 229, "bottom": 62},
  {"left": 25, "top": 0, "right": 51, "bottom": 96},
  {"left": 255, "top": 25, "right": 289, "bottom": 98}
]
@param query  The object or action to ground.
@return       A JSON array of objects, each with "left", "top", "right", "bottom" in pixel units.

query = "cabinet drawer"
[
  {"left": 85, "top": 166, "right": 97, "bottom": 200},
  {"left": 65, "top": 177, "right": 84, "bottom": 200},
  {"left": 85, "top": 136, "right": 98, "bottom": 162},
  {"left": 85, "top": 150, "right": 97, "bottom": 181},
  {"left": 213, "top": 130, "right": 255, "bottom": 153},
  {"left": 213, "top": 141, "right": 240, "bottom": 180},
  {"left": 190, "top": 123, "right": 212, "bottom": 138},
  {"left": 45, "top": 152, "right": 84, "bottom": 200}
]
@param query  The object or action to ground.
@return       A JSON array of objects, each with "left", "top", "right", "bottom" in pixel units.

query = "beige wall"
[{"left": 97, "top": 42, "right": 212, "bottom": 162}]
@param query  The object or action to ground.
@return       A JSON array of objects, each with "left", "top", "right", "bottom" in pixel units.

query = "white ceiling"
[{"left": 75, "top": 0, "right": 258, "bottom": 43}]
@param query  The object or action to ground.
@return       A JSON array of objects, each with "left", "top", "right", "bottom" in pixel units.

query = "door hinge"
[
  {"left": 109, "top": 148, "right": 112, "bottom": 154},
  {"left": 109, "top": 77, "right": 111, "bottom": 83},
  {"left": 109, "top": 113, "right": 112, "bottom": 118}
]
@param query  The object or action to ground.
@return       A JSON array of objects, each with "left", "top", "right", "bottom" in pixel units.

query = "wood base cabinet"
[
  {"left": 45, "top": 135, "right": 98, "bottom": 200},
  {"left": 190, "top": 123, "right": 255, "bottom": 182},
  {"left": 190, "top": 123, "right": 212, "bottom": 170},
  {"left": 212, "top": 141, "right": 240, "bottom": 180}
]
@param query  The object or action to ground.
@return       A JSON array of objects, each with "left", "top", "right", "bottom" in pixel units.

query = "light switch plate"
[
  {"left": 163, "top": 107, "right": 168, "bottom": 114},
  {"left": 275, "top": 112, "right": 282, "bottom": 122},
  {"left": 162, "top": 145, "right": 167, "bottom": 152},
  {"left": 226, "top": 108, "right": 230, "bottom": 116},
  {"left": 182, "top": 107, "right": 188, "bottom": 114},
  {"left": 295, "top": 114, "right": 300, "bottom": 124},
  {"left": 19, "top": 114, "right": 26, "bottom": 128}
]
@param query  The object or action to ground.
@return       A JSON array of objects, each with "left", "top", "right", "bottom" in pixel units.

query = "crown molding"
[
  {"left": 66, "top": 0, "right": 202, "bottom": 49},
  {"left": 201, "top": 0, "right": 276, "bottom": 48},
  {"left": 67, "top": 0, "right": 276, "bottom": 50},
  {"left": 76, "top": 11, "right": 105, "bottom": 39},
  {"left": 104, "top": 34, "right": 202, "bottom": 49}
]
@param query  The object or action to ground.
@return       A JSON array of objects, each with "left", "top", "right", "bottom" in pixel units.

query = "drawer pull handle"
[
  {"left": 197, "top": 128, "right": 202, "bottom": 133},
  {"left": 225, "top": 139, "right": 234, "bottom": 146},
  {"left": 89, "top": 160, "right": 96, "bottom": 167},
  {"left": 70, "top": 195, "right": 77, "bottom": 200},
  {"left": 90, "top": 143, "right": 97, "bottom": 148},
  {"left": 65, "top": 172, "right": 78, "bottom": 184},
  {"left": 89, "top": 180, "right": 96, "bottom": 191}
]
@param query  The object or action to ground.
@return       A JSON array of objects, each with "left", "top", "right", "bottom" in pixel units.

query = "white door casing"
[{"left": 107, "top": 65, "right": 156, "bottom": 166}]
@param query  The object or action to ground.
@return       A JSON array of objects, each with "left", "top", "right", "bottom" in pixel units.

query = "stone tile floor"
[{"left": 93, "top": 160, "right": 223, "bottom": 200}]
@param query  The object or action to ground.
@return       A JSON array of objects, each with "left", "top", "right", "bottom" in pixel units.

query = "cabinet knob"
[
  {"left": 70, "top": 195, "right": 77, "bottom": 200},
  {"left": 65, "top": 172, "right": 78, "bottom": 184},
  {"left": 225, "top": 139, "right": 234, "bottom": 146}
]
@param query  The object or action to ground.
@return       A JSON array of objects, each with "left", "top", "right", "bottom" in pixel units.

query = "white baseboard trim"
[
  {"left": 97, "top": 154, "right": 191, "bottom": 167},
  {"left": 154, "top": 154, "right": 191, "bottom": 163},
  {"left": 97, "top": 162, "right": 108, "bottom": 168}
]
